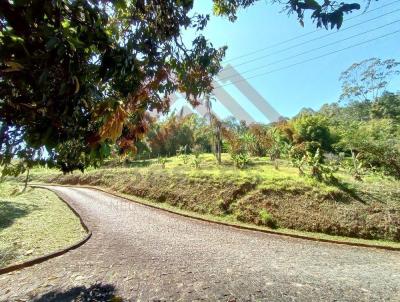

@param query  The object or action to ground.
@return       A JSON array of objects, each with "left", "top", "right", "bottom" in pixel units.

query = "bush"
[
  {"left": 177, "top": 145, "right": 189, "bottom": 164},
  {"left": 248, "top": 124, "right": 272, "bottom": 156},
  {"left": 258, "top": 209, "right": 278, "bottom": 229},
  {"left": 359, "top": 143, "right": 400, "bottom": 179},
  {"left": 191, "top": 144, "right": 203, "bottom": 169},
  {"left": 223, "top": 129, "right": 252, "bottom": 168},
  {"left": 292, "top": 114, "right": 334, "bottom": 151},
  {"left": 191, "top": 156, "right": 202, "bottom": 169},
  {"left": 337, "top": 119, "right": 400, "bottom": 179},
  {"left": 157, "top": 157, "right": 167, "bottom": 169},
  {"left": 231, "top": 153, "right": 250, "bottom": 169}
]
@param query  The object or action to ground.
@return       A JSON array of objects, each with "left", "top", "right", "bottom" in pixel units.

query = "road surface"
[{"left": 0, "top": 186, "right": 399, "bottom": 301}]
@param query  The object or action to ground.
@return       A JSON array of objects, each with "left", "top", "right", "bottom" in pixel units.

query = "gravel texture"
[{"left": 0, "top": 186, "right": 399, "bottom": 302}]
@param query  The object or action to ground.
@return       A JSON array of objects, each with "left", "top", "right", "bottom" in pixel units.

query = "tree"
[
  {"left": 339, "top": 58, "right": 400, "bottom": 103},
  {"left": 213, "top": 0, "right": 362, "bottom": 28},
  {"left": 147, "top": 114, "right": 194, "bottom": 157},
  {"left": 0, "top": 0, "right": 364, "bottom": 175},
  {"left": 222, "top": 127, "right": 252, "bottom": 168},
  {"left": 204, "top": 97, "right": 222, "bottom": 164},
  {"left": 291, "top": 114, "right": 334, "bottom": 151},
  {"left": 336, "top": 119, "right": 400, "bottom": 179},
  {"left": 0, "top": 0, "right": 225, "bottom": 174},
  {"left": 248, "top": 124, "right": 273, "bottom": 157},
  {"left": 371, "top": 92, "right": 400, "bottom": 122}
]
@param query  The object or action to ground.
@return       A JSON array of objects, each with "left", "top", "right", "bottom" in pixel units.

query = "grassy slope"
[
  {"left": 28, "top": 153, "right": 400, "bottom": 242},
  {"left": 0, "top": 182, "right": 87, "bottom": 268}
]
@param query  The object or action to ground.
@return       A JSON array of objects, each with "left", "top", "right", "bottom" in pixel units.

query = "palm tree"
[{"left": 205, "top": 96, "right": 222, "bottom": 164}]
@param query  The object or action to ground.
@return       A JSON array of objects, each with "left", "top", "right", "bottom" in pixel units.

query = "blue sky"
[{"left": 171, "top": 0, "right": 400, "bottom": 122}]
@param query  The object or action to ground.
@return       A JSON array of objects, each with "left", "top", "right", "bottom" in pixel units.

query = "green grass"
[
  {"left": 95, "top": 153, "right": 400, "bottom": 201},
  {"left": 22, "top": 153, "right": 400, "bottom": 243},
  {"left": 0, "top": 182, "right": 87, "bottom": 268},
  {"left": 27, "top": 152, "right": 400, "bottom": 207}
]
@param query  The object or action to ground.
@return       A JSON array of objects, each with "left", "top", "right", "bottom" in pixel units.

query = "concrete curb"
[
  {"left": 35, "top": 183, "right": 400, "bottom": 252},
  {"left": 0, "top": 186, "right": 92, "bottom": 275}
]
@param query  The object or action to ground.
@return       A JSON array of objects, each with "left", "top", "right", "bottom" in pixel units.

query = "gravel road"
[{"left": 0, "top": 186, "right": 399, "bottom": 301}]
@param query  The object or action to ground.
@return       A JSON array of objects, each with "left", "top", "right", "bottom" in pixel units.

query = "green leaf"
[
  {"left": 100, "top": 143, "right": 111, "bottom": 158},
  {"left": 337, "top": 13, "right": 343, "bottom": 29},
  {"left": 45, "top": 37, "right": 59, "bottom": 50},
  {"left": 305, "top": 0, "right": 321, "bottom": 10}
]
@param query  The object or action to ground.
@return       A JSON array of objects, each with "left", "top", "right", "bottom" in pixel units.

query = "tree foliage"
[
  {"left": 213, "top": 0, "right": 362, "bottom": 28},
  {"left": 339, "top": 58, "right": 400, "bottom": 103},
  {"left": 291, "top": 114, "right": 334, "bottom": 151},
  {"left": 0, "top": 0, "right": 368, "bottom": 176},
  {"left": 0, "top": 0, "right": 226, "bottom": 174}
]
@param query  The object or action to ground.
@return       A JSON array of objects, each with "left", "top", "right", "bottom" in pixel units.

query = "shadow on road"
[{"left": 32, "top": 283, "right": 124, "bottom": 302}]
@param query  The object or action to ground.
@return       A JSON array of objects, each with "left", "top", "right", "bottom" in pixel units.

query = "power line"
[
  {"left": 223, "top": 0, "right": 400, "bottom": 64},
  {"left": 218, "top": 19, "right": 400, "bottom": 82},
  {"left": 223, "top": 8, "right": 400, "bottom": 70},
  {"left": 213, "top": 30, "right": 400, "bottom": 90}
]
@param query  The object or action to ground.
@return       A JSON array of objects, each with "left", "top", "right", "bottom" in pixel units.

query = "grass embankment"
[
  {"left": 0, "top": 182, "right": 87, "bottom": 268},
  {"left": 28, "top": 153, "right": 400, "bottom": 244}
]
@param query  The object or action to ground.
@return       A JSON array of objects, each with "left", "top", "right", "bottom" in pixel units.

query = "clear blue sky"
[{"left": 171, "top": 0, "right": 400, "bottom": 122}]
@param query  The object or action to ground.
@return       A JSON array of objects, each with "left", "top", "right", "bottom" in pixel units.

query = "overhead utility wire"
[
  {"left": 223, "top": 9, "right": 400, "bottom": 70},
  {"left": 223, "top": 0, "right": 400, "bottom": 63},
  {"left": 213, "top": 30, "right": 400, "bottom": 90},
  {"left": 218, "top": 19, "right": 400, "bottom": 82}
]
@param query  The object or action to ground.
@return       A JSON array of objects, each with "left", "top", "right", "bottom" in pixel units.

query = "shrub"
[
  {"left": 248, "top": 124, "right": 272, "bottom": 156},
  {"left": 347, "top": 150, "right": 363, "bottom": 181},
  {"left": 157, "top": 157, "right": 167, "bottom": 169},
  {"left": 291, "top": 114, "right": 334, "bottom": 151},
  {"left": 177, "top": 145, "right": 189, "bottom": 164},
  {"left": 258, "top": 209, "right": 277, "bottom": 229},
  {"left": 336, "top": 119, "right": 400, "bottom": 179},
  {"left": 191, "top": 144, "right": 203, "bottom": 169},
  {"left": 223, "top": 129, "right": 252, "bottom": 168},
  {"left": 191, "top": 156, "right": 202, "bottom": 169},
  {"left": 302, "top": 148, "right": 338, "bottom": 182},
  {"left": 231, "top": 153, "right": 250, "bottom": 169}
]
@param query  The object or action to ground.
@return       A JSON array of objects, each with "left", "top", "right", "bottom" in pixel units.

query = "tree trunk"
[{"left": 216, "top": 125, "right": 222, "bottom": 164}]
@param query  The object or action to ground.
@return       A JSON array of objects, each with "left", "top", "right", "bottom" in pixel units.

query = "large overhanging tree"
[{"left": 0, "top": 0, "right": 363, "bottom": 174}]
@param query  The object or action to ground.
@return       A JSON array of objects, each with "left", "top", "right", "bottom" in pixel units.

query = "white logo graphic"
[{"left": 153, "top": 64, "right": 282, "bottom": 123}]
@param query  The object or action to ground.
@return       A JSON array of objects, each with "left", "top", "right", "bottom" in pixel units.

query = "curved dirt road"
[{"left": 0, "top": 186, "right": 399, "bottom": 301}]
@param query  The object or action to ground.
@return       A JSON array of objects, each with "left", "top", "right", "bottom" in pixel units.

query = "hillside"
[{"left": 28, "top": 153, "right": 400, "bottom": 243}]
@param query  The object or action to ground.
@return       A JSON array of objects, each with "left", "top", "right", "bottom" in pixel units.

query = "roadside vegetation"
[
  {"left": 0, "top": 183, "right": 87, "bottom": 268},
  {"left": 6, "top": 58, "right": 400, "bottom": 244},
  {"left": 29, "top": 149, "right": 400, "bottom": 243}
]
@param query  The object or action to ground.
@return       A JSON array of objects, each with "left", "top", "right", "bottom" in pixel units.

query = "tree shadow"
[
  {"left": 125, "top": 160, "right": 152, "bottom": 168},
  {"left": 0, "top": 200, "right": 37, "bottom": 230},
  {"left": 33, "top": 283, "right": 124, "bottom": 302},
  {"left": 329, "top": 180, "right": 367, "bottom": 204}
]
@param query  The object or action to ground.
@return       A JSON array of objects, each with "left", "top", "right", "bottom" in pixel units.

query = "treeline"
[{"left": 130, "top": 91, "right": 400, "bottom": 180}]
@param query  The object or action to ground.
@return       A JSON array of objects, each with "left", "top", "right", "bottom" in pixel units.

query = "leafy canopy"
[
  {"left": 0, "top": 0, "right": 225, "bottom": 173},
  {"left": 0, "top": 0, "right": 363, "bottom": 174},
  {"left": 213, "top": 0, "right": 362, "bottom": 29}
]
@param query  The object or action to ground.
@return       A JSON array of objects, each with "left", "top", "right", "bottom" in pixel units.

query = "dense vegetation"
[
  {"left": 1, "top": 0, "right": 398, "bottom": 243},
  {"left": 23, "top": 58, "right": 400, "bottom": 242},
  {"left": 0, "top": 0, "right": 364, "bottom": 175},
  {"left": 99, "top": 58, "right": 394, "bottom": 182},
  {"left": 28, "top": 151, "right": 400, "bottom": 242},
  {"left": 123, "top": 93, "right": 400, "bottom": 182}
]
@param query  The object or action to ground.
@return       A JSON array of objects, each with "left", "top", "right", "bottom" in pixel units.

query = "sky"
[{"left": 170, "top": 0, "right": 400, "bottom": 122}]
